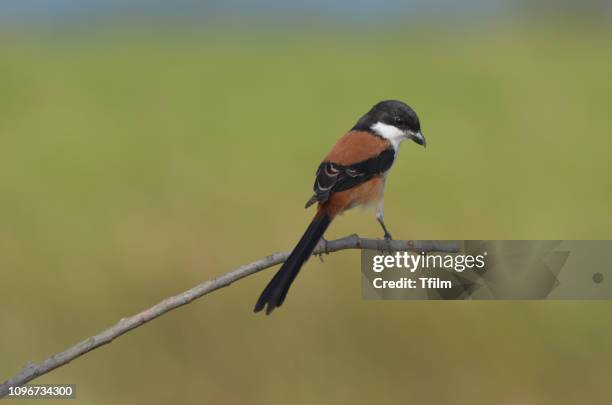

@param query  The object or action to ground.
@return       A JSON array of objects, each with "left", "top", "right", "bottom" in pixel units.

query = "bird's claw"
[
  {"left": 379, "top": 234, "right": 394, "bottom": 254},
  {"left": 315, "top": 237, "right": 329, "bottom": 262}
]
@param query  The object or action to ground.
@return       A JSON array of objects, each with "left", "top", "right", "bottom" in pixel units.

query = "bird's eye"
[{"left": 395, "top": 117, "right": 404, "bottom": 125}]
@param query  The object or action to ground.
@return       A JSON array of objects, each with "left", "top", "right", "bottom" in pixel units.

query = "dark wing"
[{"left": 305, "top": 148, "right": 395, "bottom": 208}]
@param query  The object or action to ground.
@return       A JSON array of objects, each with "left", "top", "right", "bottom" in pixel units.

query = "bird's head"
[{"left": 353, "top": 100, "right": 426, "bottom": 147}]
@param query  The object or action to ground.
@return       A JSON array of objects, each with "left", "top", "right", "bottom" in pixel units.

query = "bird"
[{"left": 254, "top": 100, "right": 426, "bottom": 314}]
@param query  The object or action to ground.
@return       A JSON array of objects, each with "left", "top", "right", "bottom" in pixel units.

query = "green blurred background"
[{"left": 2, "top": 1, "right": 612, "bottom": 404}]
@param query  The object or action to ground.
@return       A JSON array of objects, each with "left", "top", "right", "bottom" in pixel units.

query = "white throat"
[{"left": 370, "top": 122, "right": 405, "bottom": 152}]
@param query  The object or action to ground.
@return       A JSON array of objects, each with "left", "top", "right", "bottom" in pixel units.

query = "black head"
[{"left": 352, "top": 100, "right": 425, "bottom": 146}]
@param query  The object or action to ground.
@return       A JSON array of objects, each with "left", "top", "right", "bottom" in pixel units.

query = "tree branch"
[{"left": 0, "top": 234, "right": 457, "bottom": 397}]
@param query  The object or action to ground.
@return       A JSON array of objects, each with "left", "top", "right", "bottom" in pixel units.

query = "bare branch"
[{"left": 0, "top": 234, "right": 457, "bottom": 397}]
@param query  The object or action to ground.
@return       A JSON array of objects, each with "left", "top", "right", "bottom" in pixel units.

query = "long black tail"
[{"left": 254, "top": 213, "right": 331, "bottom": 314}]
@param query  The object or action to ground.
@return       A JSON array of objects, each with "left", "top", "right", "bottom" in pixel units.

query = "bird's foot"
[
  {"left": 379, "top": 234, "right": 394, "bottom": 254},
  {"left": 315, "top": 237, "right": 329, "bottom": 262}
]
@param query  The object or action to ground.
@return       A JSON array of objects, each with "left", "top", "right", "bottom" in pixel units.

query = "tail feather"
[{"left": 254, "top": 213, "right": 331, "bottom": 314}]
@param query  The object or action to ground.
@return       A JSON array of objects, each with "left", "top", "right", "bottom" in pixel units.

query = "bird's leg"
[
  {"left": 376, "top": 202, "right": 393, "bottom": 241},
  {"left": 377, "top": 218, "right": 393, "bottom": 241},
  {"left": 376, "top": 203, "right": 394, "bottom": 255}
]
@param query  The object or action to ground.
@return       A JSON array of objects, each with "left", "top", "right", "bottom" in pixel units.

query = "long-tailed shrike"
[{"left": 254, "top": 100, "right": 425, "bottom": 314}]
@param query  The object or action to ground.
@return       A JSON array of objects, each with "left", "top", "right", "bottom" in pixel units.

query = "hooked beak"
[{"left": 407, "top": 130, "right": 426, "bottom": 147}]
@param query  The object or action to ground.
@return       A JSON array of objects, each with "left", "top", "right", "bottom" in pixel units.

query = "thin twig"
[{"left": 0, "top": 234, "right": 457, "bottom": 397}]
